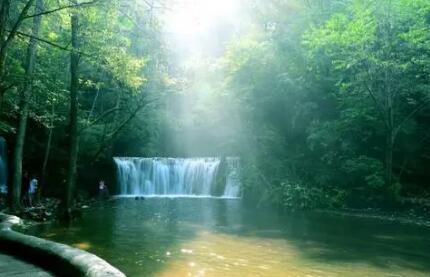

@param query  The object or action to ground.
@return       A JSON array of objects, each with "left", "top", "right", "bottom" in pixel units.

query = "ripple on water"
[{"left": 25, "top": 198, "right": 430, "bottom": 277}]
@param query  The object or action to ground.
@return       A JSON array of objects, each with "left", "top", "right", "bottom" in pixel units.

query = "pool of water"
[{"left": 27, "top": 198, "right": 430, "bottom": 276}]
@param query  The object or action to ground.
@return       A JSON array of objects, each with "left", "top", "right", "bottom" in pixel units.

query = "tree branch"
[
  {"left": 90, "top": 98, "right": 154, "bottom": 162},
  {"left": 363, "top": 81, "right": 388, "bottom": 127},
  {"left": 82, "top": 106, "right": 121, "bottom": 131},
  {"left": 15, "top": 30, "right": 69, "bottom": 50},
  {"left": 398, "top": 129, "right": 430, "bottom": 179},
  {"left": 141, "top": 0, "right": 169, "bottom": 10},
  {"left": 4, "top": 0, "right": 35, "bottom": 47},
  {"left": 0, "top": 83, "right": 15, "bottom": 95},
  {"left": 12, "top": 30, "right": 92, "bottom": 57},
  {"left": 394, "top": 97, "right": 430, "bottom": 138},
  {"left": 24, "top": 0, "right": 100, "bottom": 19}
]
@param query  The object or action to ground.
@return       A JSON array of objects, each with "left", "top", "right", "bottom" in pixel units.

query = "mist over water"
[
  {"left": 150, "top": 0, "right": 248, "bottom": 158},
  {"left": 114, "top": 157, "right": 241, "bottom": 198}
]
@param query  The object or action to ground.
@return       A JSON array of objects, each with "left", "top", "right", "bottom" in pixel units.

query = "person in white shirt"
[
  {"left": 28, "top": 176, "right": 38, "bottom": 207},
  {"left": 98, "top": 180, "right": 109, "bottom": 200}
]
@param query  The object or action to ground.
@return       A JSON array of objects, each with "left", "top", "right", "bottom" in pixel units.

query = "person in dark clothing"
[{"left": 21, "top": 171, "right": 30, "bottom": 206}]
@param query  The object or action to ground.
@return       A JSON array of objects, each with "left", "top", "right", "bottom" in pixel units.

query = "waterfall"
[
  {"left": 223, "top": 157, "right": 241, "bottom": 197},
  {"left": 114, "top": 157, "right": 241, "bottom": 198},
  {"left": 0, "top": 137, "right": 7, "bottom": 194}
]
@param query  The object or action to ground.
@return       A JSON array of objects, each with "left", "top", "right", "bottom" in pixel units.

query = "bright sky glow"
[{"left": 164, "top": 0, "right": 240, "bottom": 35}]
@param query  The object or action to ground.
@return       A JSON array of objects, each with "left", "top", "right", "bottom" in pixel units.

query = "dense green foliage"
[
  {"left": 219, "top": 0, "right": 430, "bottom": 209},
  {"left": 1, "top": 0, "right": 429, "bottom": 211},
  {"left": 0, "top": 0, "right": 169, "bottom": 206}
]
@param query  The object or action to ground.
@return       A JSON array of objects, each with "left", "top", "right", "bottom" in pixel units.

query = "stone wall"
[{"left": 0, "top": 213, "right": 125, "bottom": 277}]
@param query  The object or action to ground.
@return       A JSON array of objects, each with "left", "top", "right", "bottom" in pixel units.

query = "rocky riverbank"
[
  {"left": 0, "top": 195, "right": 96, "bottom": 223},
  {"left": 0, "top": 213, "right": 125, "bottom": 277},
  {"left": 318, "top": 198, "right": 430, "bottom": 227}
]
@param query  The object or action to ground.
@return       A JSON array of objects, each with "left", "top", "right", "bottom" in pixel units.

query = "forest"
[
  {"left": 0, "top": 0, "right": 429, "bottom": 212},
  {"left": 0, "top": 0, "right": 430, "bottom": 276}
]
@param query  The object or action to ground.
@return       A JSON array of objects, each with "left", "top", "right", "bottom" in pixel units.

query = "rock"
[{"left": 0, "top": 212, "right": 126, "bottom": 276}]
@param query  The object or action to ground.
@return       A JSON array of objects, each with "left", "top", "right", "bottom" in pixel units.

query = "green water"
[{"left": 28, "top": 198, "right": 430, "bottom": 276}]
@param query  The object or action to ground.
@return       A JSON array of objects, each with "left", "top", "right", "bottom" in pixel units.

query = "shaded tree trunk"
[
  {"left": 384, "top": 67, "right": 395, "bottom": 195},
  {"left": 64, "top": 10, "right": 80, "bottom": 213},
  {"left": 385, "top": 128, "right": 394, "bottom": 189},
  {"left": 39, "top": 102, "right": 54, "bottom": 199},
  {"left": 10, "top": 0, "right": 43, "bottom": 211},
  {"left": 0, "top": 0, "right": 10, "bottom": 113},
  {"left": 0, "top": 0, "right": 35, "bottom": 114}
]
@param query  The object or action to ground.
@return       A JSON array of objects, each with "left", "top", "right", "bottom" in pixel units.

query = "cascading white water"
[
  {"left": 114, "top": 157, "right": 241, "bottom": 198},
  {"left": 223, "top": 157, "right": 241, "bottom": 197},
  {"left": 0, "top": 137, "right": 7, "bottom": 194}
]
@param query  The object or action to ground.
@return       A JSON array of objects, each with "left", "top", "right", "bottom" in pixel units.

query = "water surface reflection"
[{"left": 28, "top": 198, "right": 430, "bottom": 276}]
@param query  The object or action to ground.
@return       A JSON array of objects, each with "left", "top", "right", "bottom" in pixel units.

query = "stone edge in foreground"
[{"left": 0, "top": 213, "right": 126, "bottom": 277}]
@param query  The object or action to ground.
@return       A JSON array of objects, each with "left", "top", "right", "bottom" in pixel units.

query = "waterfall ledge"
[{"left": 114, "top": 157, "right": 241, "bottom": 198}]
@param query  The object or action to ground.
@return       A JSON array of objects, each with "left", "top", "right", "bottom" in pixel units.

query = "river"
[{"left": 27, "top": 198, "right": 430, "bottom": 276}]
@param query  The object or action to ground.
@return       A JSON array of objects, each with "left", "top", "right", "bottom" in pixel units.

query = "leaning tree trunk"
[
  {"left": 10, "top": 0, "right": 43, "bottom": 211},
  {"left": 64, "top": 10, "right": 80, "bottom": 214}
]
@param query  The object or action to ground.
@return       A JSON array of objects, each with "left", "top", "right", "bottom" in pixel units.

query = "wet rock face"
[
  {"left": 0, "top": 213, "right": 22, "bottom": 230},
  {"left": 0, "top": 213, "right": 125, "bottom": 277}
]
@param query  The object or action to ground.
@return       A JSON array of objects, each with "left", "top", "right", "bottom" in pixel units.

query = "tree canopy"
[{"left": 1, "top": 0, "right": 429, "bottom": 211}]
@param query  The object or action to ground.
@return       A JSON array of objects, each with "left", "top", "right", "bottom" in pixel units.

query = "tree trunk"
[
  {"left": 385, "top": 128, "right": 394, "bottom": 188},
  {"left": 0, "top": 0, "right": 35, "bottom": 115},
  {"left": 64, "top": 10, "right": 80, "bottom": 213},
  {"left": 108, "top": 89, "right": 121, "bottom": 156},
  {"left": 10, "top": 0, "right": 43, "bottom": 211},
  {"left": 384, "top": 66, "right": 396, "bottom": 202},
  {"left": 39, "top": 102, "right": 54, "bottom": 199},
  {"left": 0, "top": 0, "right": 10, "bottom": 114},
  {"left": 0, "top": 0, "right": 10, "bottom": 75}
]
